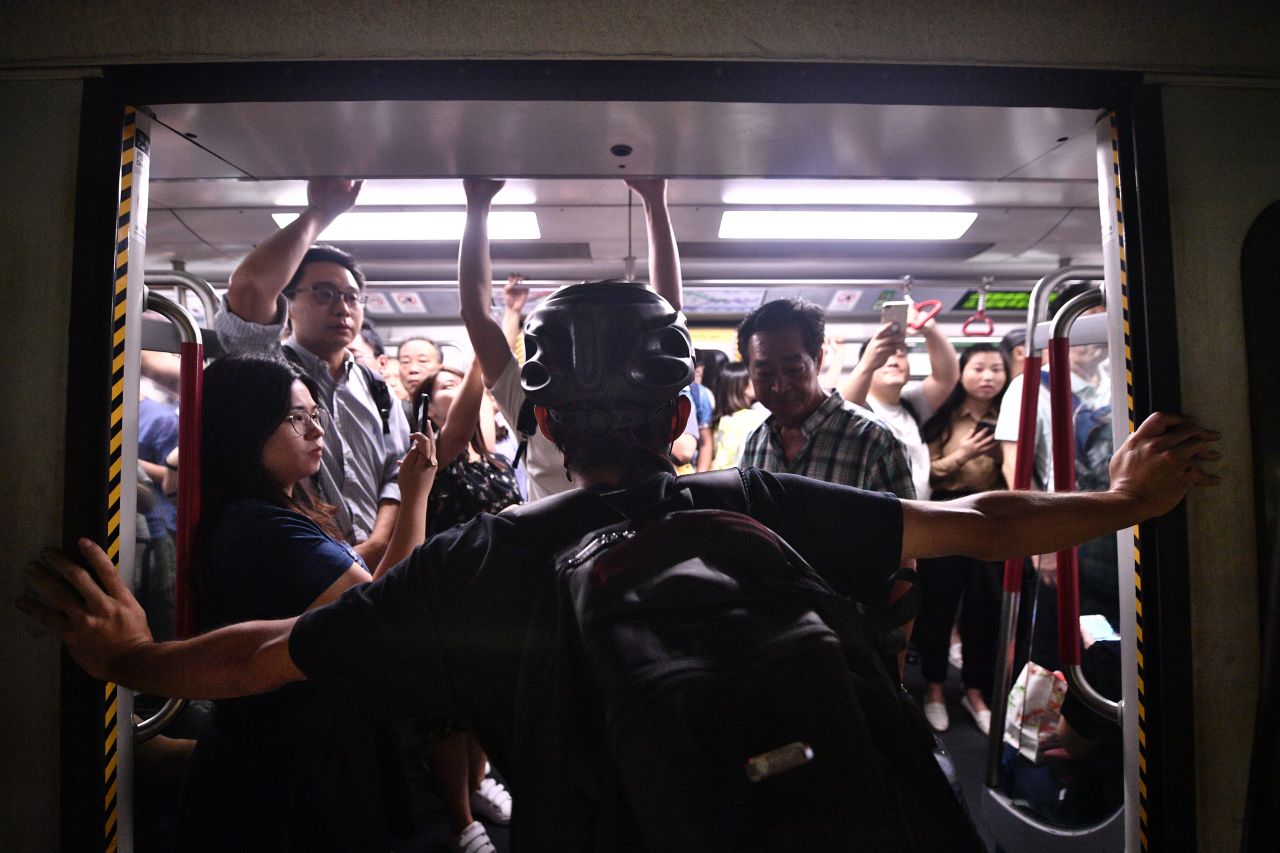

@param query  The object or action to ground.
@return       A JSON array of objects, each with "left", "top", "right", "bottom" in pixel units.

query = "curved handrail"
[
  {"left": 1048, "top": 288, "right": 1121, "bottom": 722},
  {"left": 134, "top": 288, "right": 203, "bottom": 744},
  {"left": 145, "top": 270, "right": 219, "bottom": 327},
  {"left": 986, "top": 265, "right": 1103, "bottom": 787}
]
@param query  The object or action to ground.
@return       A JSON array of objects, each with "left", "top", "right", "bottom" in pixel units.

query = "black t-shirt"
[{"left": 291, "top": 468, "right": 900, "bottom": 758}]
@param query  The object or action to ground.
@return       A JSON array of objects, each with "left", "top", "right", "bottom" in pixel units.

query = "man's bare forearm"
[
  {"left": 459, "top": 190, "right": 514, "bottom": 385},
  {"left": 227, "top": 207, "right": 329, "bottom": 323},
  {"left": 113, "top": 618, "right": 302, "bottom": 700},
  {"left": 901, "top": 489, "right": 1141, "bottom": 564}
]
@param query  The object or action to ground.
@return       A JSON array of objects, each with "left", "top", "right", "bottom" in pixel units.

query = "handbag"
[{"left": 1003, "top": 662, "right": 1068, "bottom": 764}]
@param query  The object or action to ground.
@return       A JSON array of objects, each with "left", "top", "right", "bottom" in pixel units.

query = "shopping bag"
[{"left": 1003, "top": 662, "right": 1068, "bottom": 764}]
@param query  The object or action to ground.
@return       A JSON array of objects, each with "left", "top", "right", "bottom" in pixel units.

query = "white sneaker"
[
  {"left": 923, "top": 700, "right": 949, "bottom": 732},
  {"left": 961, "top": 694, "right": 992, "bottom": 735},
  {"left": 948, "top": 642, "right": 964, "bottom": 670},
  {"left": 470, "top": 777, "right": 513, "bottom": 825},
  {"left": 454, "top": 821, "right": 496, "bottom": 853}
]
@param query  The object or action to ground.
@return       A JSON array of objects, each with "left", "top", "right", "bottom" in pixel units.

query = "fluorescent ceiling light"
[
  {"left": 718, "top": 210, "right": 977, "bottom": 240},
  {"left": 721, "top": 180, "right": 975, "bottom": 207},
  {"left": 273, "top": 179, "right": 536, "bottom": 207},
  {"left": 272, "top": 211, "right": 541, "bottom": 240}
]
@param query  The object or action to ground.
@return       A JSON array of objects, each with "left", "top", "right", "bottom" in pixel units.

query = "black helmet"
[{"left": 520, "top": 281, "right": 693, "bottom": 428}]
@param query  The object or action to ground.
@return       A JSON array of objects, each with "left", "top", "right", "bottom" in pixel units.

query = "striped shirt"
[{"left": 740, "top": 391, "right": 916, "bottom": 498}]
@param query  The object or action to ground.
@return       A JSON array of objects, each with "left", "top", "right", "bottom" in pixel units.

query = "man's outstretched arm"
[
  {"left": 459, "top": 179, "right": 517, "bottom": 388},
  {"left": 900, "top": 412, "right": 1220, "bottom": 564},
  {"left": 226, "top": 178, "right": 362, "bottom": 324},
  {"left": 626, "top": 179, "right": 682, "bottom": 311},
  {"left": 19, "top": 539, "right": 303, "bottom": 699}
]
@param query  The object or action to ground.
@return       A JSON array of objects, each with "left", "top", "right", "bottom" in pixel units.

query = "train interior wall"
[
  {"left": 0, "top": 78, "right": 81, "bottom": 853},
  {"left": 1161, "top": 82, "right": 1279, "bottom": 851}
]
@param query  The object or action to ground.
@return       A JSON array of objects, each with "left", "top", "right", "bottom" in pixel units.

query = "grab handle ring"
[{"left": 962, "top": 277, "right": 994, "bottom": 336}]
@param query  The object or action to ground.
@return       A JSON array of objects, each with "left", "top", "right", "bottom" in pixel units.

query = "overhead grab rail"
[
  {"left": 134, "top": 288, "right": 203, "bottom": 744},
  {"left": 900, "top": 275, "right": 943, "bottom": 331},
  {"left": 144, "top": 270, "right": 219, "bottom": 327},
  {"left": 961, "top": 277, "right": 996, "bottom": 336},
  {"left": 986, "top": 265, "right": 1103, "bottom": 788},
  {"left": 1048, "top": 289, "right": 1121, "bottom": 722}
]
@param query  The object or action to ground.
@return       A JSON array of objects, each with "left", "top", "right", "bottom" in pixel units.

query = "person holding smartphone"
[
  {"left": 837, "top": 300, "right": 959, "bottom": 501},
  {"left": 914, "top": 343, "right": 1011, "bottom": 733}
]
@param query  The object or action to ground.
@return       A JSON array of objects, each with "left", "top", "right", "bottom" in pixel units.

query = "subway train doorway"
[{"left": 63, "top": 61, "right": 1186, "bottom": 852}]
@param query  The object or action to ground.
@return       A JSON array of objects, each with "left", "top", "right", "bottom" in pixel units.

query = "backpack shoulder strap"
[
  {"left": 510, "top": 399, "right": 538, "bottom": 468},
  {"left": 899, "top": 396, "right": 921, "bottom": 427},
  {"left": 356, "top": 363, "right": 393, "bottom": 435}
]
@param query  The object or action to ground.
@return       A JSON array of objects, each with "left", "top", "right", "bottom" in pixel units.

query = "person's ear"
[
  {"left": 534, "top": 405, "right": 555, "bottom": 442},
  {"left": 671, "top": 395, "right": 693, "bottom": 442}
]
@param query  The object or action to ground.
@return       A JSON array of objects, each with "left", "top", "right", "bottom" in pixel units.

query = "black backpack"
[{"left": 513, "top": 470, "right": 982, "bottom": 852}]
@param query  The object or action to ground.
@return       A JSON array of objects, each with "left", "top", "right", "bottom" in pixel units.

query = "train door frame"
[{"left": 63, "top": 60, "right": 1189, "bottom": 853}]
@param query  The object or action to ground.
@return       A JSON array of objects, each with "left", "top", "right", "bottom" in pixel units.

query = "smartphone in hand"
[{"left": 880, "top": 300, "right": 910, "bottom": 332}]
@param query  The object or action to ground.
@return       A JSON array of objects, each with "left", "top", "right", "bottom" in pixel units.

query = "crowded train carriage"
[{"left": 4, "top": 17, "right": 1279, "bottom": 852}]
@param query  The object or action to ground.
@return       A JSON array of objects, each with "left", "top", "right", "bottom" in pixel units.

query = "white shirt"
[
  {"left": 994, "top": 360, "right": 1111, "bottom": 492},
  {"left": 866, "top": 383, "right": 934, "bottom": 501},
  {"left": 489, "top": 356, "right": 575, "bottom": 501}
]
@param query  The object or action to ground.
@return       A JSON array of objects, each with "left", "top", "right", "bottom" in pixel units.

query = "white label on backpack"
[{"left": 745, "top": 742, "right": 814, "bottom": 782}]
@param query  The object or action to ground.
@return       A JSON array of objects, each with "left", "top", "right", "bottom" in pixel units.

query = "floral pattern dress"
[{"left": 426, "top": 452, "right": 523, "bottom": 537}]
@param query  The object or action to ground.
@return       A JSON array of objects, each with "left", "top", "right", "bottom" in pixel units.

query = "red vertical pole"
[
  {"left": 174, "top": 341, "right": 202, "bottom": 638},
  {"left": 1048, "top": 336, "right": 1081, "bottom": 666},
  {"left": 1002, "top": 351, "right": 1044, "bottom": 594}
]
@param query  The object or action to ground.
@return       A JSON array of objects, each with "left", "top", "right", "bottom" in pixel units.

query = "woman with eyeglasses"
[{"left": 177, "top": 352, "right": 436, "bottom": 852}]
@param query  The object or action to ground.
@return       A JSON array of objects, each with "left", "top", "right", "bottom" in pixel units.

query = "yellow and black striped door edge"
[
  {"left": 102, "top": 104, "right": 139, "bottom": 853},
  {"left": 1108, "top": 114, "right": 1149, "bottom": 852}
]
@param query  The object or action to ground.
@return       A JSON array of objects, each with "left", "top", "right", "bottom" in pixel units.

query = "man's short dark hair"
[
  {"left": 360, "top": 320, "right": 386, "bottom": 358},
  {"left": 284, "top": 244, "right": 366, "bottom": 297},
  {"left": 544, "top": 398, "right": 681, "bottom": 476},
  {"left": 736, "top": 299, "right": 826, "bottom": 364},
  {"left": 999, "top": 327, "right": 1026, "bottom": 357}
]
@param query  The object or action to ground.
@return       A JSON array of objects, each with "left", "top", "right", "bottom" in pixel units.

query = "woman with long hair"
[
  {"left": 915, "top": 343, "right": 1010, "bottom": 735},
  {"left": 181, "top": 352, "right": 435, "bottom": 851},
  {"left": 709, "top": 360, "right": 768, "bottom": 470},
  {"left": 417, "top": 358, "right": 522, "bottom": 853}
]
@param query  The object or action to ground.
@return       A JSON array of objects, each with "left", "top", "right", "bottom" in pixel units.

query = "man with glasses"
[{"left": 215, "top": 178, "right": 410, "bottom": 566}]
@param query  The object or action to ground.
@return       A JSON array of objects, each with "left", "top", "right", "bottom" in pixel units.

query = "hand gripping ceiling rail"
[
  {"left": 977, "top": 267, "right": 1126, "bottom": 852},
  {"left": 132, "top": 288, "right": 203, "bottom": 743}
]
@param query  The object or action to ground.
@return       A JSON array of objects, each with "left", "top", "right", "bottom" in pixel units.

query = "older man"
[{"left": 738, "top": 298, "right": 914, "bottom": 498}]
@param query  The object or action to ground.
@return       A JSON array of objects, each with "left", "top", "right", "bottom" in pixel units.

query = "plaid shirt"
[{"left": 740, "top": 391, "right": 916, "bottom": 498}]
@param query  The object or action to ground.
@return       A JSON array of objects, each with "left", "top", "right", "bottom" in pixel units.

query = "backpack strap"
[
  {"left": 899, "top": 396, "right": 921, "bottom": 427},
  {"left": 510, "top": 398, "right": 538, "bottom": 469},
  {"left": 355, "top": 363, "right": 393, "bottom": 435}
]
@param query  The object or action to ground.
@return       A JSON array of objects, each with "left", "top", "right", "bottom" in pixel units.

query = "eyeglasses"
[
  {"left": 283, "top": 408, "right": 327, "bottom": 436},
  {"left": 290, "top": 286, "right": 368, "bottom": 306}
]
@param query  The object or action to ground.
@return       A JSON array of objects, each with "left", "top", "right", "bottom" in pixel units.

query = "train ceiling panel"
[
  {"left": 142, "top": 98, "right": 1107, "bottom": 298},
  {"left": 148, "top": 101, "right": 1101, "bottom": 181}
]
